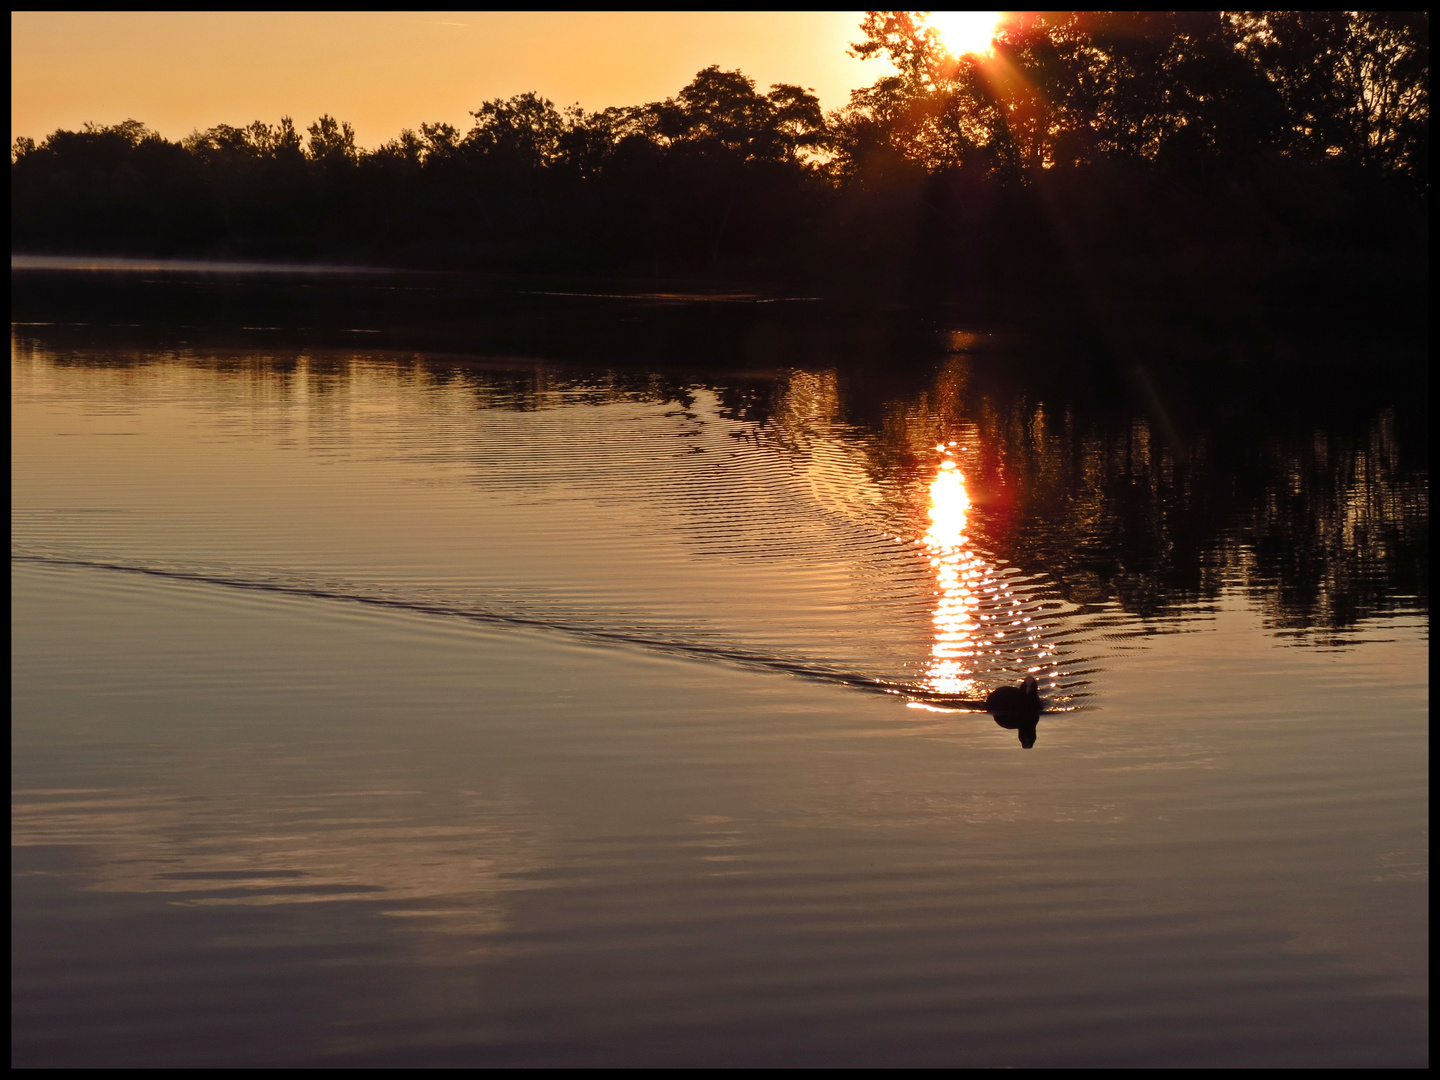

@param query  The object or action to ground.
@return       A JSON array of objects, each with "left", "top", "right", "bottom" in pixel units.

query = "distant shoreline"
[{"left": 10, "top": 254, "right": 393, "bottom": 275}]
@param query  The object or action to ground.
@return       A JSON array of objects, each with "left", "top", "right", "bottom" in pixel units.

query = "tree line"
[{"left": 11, "top": 11, "right": 1428, "bottom": 313}]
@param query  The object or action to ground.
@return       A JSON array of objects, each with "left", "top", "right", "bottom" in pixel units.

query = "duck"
[
  {"left": 986, "top": 676, "right": 1042, "bottom": 748},
  {"left": 985, "top": 675, "right": 1041, "bottom": 716}
]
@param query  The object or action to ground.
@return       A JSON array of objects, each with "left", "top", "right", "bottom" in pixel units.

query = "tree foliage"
[{"left": 832, "top": 10, "right": 1427, "bottom": 180}]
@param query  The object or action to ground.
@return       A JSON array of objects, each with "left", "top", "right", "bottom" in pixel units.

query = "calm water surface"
[{"left": 11, "top": 309, "right": 1428, "bottom": 1066}]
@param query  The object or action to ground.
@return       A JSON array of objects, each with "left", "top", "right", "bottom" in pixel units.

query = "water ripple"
[{"left": 12, "top": 350, "right": 1091, "bottom": 711}]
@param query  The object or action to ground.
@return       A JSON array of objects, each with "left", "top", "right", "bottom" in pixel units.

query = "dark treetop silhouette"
[{"left": 11, "top": 11, "right": 1428, "bottom": 320}]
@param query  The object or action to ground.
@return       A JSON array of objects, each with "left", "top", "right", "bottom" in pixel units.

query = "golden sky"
[{"left": 11, "top": 12, "right": 898, "bottom": 148}]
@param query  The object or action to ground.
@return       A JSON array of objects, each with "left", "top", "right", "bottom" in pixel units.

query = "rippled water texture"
[
  {"left": 11, "top": 321, "right": 1428, "bottom": 1066},
  {"left": 11, "top": 342, "right": 1089, "bottom": 709}
]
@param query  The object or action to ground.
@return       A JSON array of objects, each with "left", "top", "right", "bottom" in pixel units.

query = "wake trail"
[{"left": 15, "top": 550, "right": 1041, "bottom": 709}]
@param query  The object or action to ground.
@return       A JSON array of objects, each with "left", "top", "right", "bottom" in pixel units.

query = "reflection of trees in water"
[
  {"left": 17, "top": 332, "right": 1425, "bottom": 638},
  {"left": 866, "top": 361, "right": 1427, "bottom": 636},
  {"left": 409, "top": 355, "right": 1432, "bottom": 637},
  {"left": 1241, "top": 414, "right": 1428, "bottom": 635},
  {"left": 15, "top": 331, "right": 707, "bottom": 417}
]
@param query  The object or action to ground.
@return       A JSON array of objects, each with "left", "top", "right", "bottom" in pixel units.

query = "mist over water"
[{"left": 11, "top": 310, "right": 1428, "bottom": 1066}]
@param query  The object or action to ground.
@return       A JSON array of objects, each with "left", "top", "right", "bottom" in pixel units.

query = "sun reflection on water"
[
  {"left": 922, "top": 443, "right": 1053, "bottom": 703},
  {"left": 923, "top": 445, "right": 981, "bottom": 698}
]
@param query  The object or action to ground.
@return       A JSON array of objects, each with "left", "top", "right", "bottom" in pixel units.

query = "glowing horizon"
[{"left": 10, "top": 12, "right": 898, "bottom": 150}]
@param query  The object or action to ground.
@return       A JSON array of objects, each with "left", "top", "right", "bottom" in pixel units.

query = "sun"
[{"left": 926, "top": 11, "right": 1003, "bottom": 57}]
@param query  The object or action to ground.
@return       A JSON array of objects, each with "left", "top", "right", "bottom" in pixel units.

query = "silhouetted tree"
[
  {"left": 306, "top": 115, "right": 358, "bottom": 163},
  {"left": 1239, "top": 11, "right": 1429, "bottom": 181}
]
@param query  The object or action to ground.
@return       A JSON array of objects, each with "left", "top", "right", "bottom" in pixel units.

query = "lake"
[{"left": 11, "top": 265, "right": 1428, "bottom": 1066}]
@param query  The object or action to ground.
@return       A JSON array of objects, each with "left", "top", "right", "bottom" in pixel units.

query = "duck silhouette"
[{"left": 986, "top": 676, "right": 1042, "bottom": 748}]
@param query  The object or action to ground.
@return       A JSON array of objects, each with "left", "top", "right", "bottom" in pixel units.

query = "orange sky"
[{"left": 11, "top": 12, "right": 899, "bottom": 149}]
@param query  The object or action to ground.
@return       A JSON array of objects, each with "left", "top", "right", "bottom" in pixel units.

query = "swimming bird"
[
  {"left": 986, "top": 676, "right": 1042, "bottom": 748},
  {"left": 985, "top": 675, "right": 1041, "bottom": 716}
]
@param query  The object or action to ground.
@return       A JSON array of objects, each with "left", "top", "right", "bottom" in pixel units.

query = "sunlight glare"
[
  {"left": 927, "top": 11, "right": 1002, "bottom": 57},
  {"left": 922, "top": 448, "right": 980, "bottom": 698}
]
